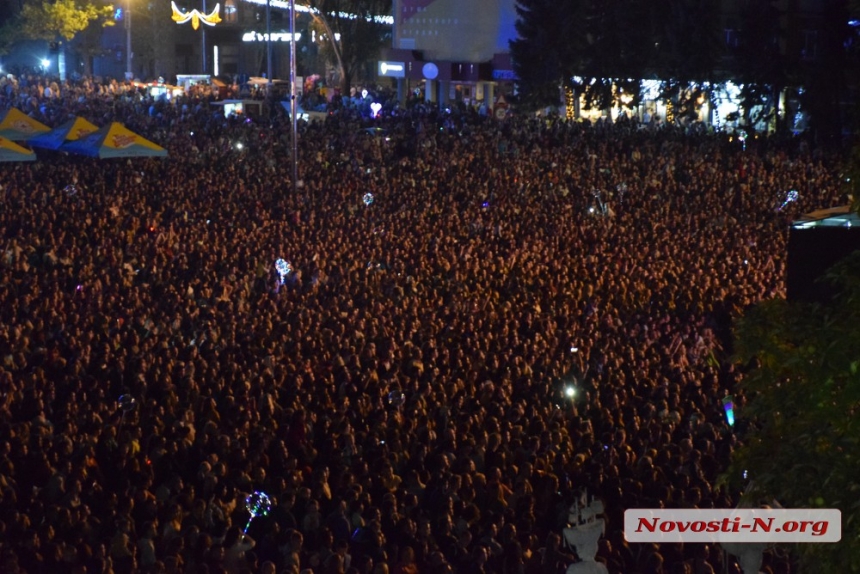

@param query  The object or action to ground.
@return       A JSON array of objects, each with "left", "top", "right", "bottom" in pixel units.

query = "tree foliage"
[
  {"left": 509, "top": 0, "right": 585, "bottom": 111},
  {"left": 654, "top": 0, "right": 722, "bottom": 84},
  {"left": 18, "top": 0, "right": 114, "bottom": 42},
  {"left": 652, "top": 0, "right": 722, "bottom": 117},
  {"left": 509, "top": 0, "right": 860, "bottom": 134},
  {"left": 304, "top": 0, "right": 391, "bottom": 94},
  {"left": 576, "top": 0, "right": 650, "bottom": 110},
  {"left": 798, "top": 0, "right": 851, "bottom": 142},
  {"left": 729, "top": 251, "right": 860, "bottom": 572},
  {"left": 728, "top": 0, "right": 792, "bottom": 133},
  {"left": 510, "top": 0, "right": 723, "bottom": 113}
]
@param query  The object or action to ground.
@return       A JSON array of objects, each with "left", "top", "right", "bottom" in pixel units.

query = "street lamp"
[
  {"left": 290, "top": 0, "right": 298, "bottom": 195},
  {"left": 202, "top": 0, "right": 207, "bottom": 73},
  {"left": 125, "top": 0, "right": 132, "bottom": 79}
]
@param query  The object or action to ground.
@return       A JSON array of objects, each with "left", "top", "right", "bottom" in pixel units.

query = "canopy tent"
[
  {"left": 0, "top": 108, "right": 50, "bottom": 140},
  {"left": 28, "top": 117, "right": 99, "bottom": 150},
  {"left": 0, "top": 137, "right": 36, "bottom": 162},
  {"left": 61, "top": 122, "right": 168, "bottom": 158}
]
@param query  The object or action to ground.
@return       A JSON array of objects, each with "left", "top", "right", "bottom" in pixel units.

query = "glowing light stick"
[
  {"left": 363, "top": 193, "right": 374, "bottom": 206},
  {"left": 243, "top": 491, "right": 272, "bottom": 538},
  {"left": 275, "top": 259, "right": 292, "bottom": 284},
  {"left": 778, "top": 190, "right": 799, "bottom": 211},
  {"left": 722, "top": 395, "right": 735, "bottom": 427}
]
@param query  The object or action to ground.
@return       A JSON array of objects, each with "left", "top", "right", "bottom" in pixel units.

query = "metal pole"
[
  {"left": 202, "top": 0, "right": 207, "bottom": 73},
  {"left": 290, "top": 0, "right": 298, "bottom": 195},
  {"left": 125, "top": 0, "right": 132, "bottom": 79},
  {"left": 266, "top": 0, "right": 272, "bottom": 100}
]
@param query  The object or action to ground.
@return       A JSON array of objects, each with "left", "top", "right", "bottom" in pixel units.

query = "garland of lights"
[{"left": 171, "top": 1, "right": 222, "bottom": 29}]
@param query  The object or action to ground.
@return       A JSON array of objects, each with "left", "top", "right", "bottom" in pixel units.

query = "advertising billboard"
[{"left": 394, "top": 0, "right": 518, "bottom": 62}]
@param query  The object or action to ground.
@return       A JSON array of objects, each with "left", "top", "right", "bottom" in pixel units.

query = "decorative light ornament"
[
  {"left": 243, "top": 491, "right": 272, "bottom": 537},
  {"left": 171, "top": 1, "right": 222, "bottom": 30},
  {"left": 275, "top": 258, "right": 292, "bottom": 284},
  {"left": 778, "top": 190, "right": 799, "bottom": 211}
]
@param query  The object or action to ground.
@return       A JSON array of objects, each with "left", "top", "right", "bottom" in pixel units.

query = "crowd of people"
[{"left": 0, "top": 73, "right": 847, "bottom": 574}]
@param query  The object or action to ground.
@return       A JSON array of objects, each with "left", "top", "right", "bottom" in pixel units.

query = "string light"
[{"left": 565, "top": 87, "right": 575, "bottom": 121}]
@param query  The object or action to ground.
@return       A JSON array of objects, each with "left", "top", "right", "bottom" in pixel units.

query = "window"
[
  {"left": 224, "top": 0, "right": 238, "bottom": 23},
  {"left": 724, "top": 29, "right": 739, "bottom": 48}
]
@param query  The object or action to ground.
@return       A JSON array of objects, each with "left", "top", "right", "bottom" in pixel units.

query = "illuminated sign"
[
  {"left": 242, "top": 32, "right": 302, "bottom": 42},
  {"left": 378, "top": 61, "right": 405, "bottom": 78},
  {"left": 492, "top": 69, "right": 516, "bottom": 81},
  {"left": 239, "top": 0, "right": 393, "bottom": 25}
]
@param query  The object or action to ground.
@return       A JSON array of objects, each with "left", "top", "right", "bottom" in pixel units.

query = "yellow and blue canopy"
[
  {"left": 29, "top": 117, "right": 99, "bottom": 150},
  {"left": 0, "top": 108, "right": 50, "bottom": 140},
  {"left": 0, "top": 136, "right": 36, "bottom": 162},
  {"left": 62, "top": 122, "right": 168, "bottom": 159}
]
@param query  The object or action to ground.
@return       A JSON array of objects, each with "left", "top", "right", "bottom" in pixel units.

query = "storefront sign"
[
  {"left": 378, "top": 61, "right": 405, "bottom": 78},
  {"left": 492, "top": 69, "right": 516, "bottom": 81},
  {"left": 242, "top": 32, "right": 302, "bottom": 42}
]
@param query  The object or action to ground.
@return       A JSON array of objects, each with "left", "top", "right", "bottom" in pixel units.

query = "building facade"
[{"left": 88, "top": 0, "right": 320, "bottom": 82}]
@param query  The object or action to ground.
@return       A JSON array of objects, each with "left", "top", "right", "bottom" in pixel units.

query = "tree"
[
  {"left": 729, "top": 251, "right": 860, "bottom": 572},
  {"left": 653, "top": 0, "right": 723, "bottom": 122},
  {"left": 510, "top": 0, "right": 656, "bottom": 114},
  {"left": 798, "top": 0, "right": 851, "bottom": 143},
  {"left": 18, "top": 0, "right": 114, "bottom": 42},
  {"left": 578, "top": 0, "right": 651, "bottom": 110},
  {"left": 0, "top": 0, "right": 25, "bottom": 54},
  {"left": 728, "top": 0, "right": 797, "bottom": 134},
  {"left": 509, "top": 0, "right": 586, "bottom": 112},
  {"left": 654, "top": 0, "right": 722, "bottom": 83},
  {"left": 304, "top": 0, "right": 391, "bottom": 95}
]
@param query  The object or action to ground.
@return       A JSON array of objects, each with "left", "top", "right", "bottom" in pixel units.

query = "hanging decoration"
[{"left": 171, "top": 1, "right": 222, "bottom": 30}]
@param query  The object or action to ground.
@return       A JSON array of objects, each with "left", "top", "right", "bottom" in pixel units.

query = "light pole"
[
  {"left": 266, "top": 0, "right": 272, "bottom": 100},
  {"left": 201, "top": 0, "right": 207, "bottom": 73},
  {"left": 290, "top": 0, "right": 298, "bottom": 195},
  {"left": 125, "top": 0, "right": 132, "bottom": 79}
]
